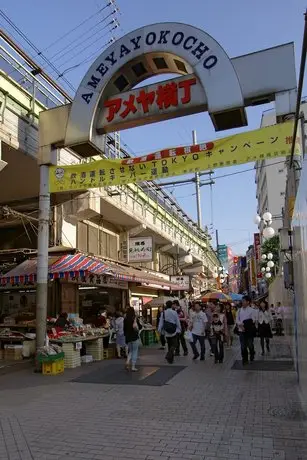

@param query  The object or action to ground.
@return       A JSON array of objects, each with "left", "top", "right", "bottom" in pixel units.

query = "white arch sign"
[{"left": 65, "top": 22, "right": 245, "bottom": 152}]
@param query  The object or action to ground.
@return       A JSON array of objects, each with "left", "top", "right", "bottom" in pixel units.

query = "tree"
[{"left": 260, "top": 235, "right": 280, "bottom": 282}]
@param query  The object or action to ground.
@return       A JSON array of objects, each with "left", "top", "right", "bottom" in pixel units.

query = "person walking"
[
  {"left": 114, "top": 311, "right": 128, "bottom": 358},
  {"left": 156, "top": 305, "right": 166, "bottom": 350},
  {"left": 158, "top": 300, "right": 181, "bottom": 364},
  {"left": 189, "top": 302, "right": 208, "bottom": 361},
  {"left": 275, "top": 302, "right": 284, "bottom": 336},
  {"left": 236, "top": 295, "right": 256, "bottom": 365},
  {"left": 210, "top": 312, "right": 225, "bottom": 363},
  {"left": 124, "top": 307, "right": 140, "bottom": 372},
  {"left": 205, "top": 303, "right": 215, "bottom": 356},
  {"left": 225, "top": 303, "right": 235, "bottom": 347},
  {"left": 173, "top": 301, "right": 188, "bottom": 356},
  {"left": 258, "top": 301, "right": 273, "bottom": 355}
]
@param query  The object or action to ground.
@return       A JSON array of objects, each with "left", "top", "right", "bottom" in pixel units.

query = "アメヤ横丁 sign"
[{"left": 50, "top": 121, "right": 299, "bottom": 193}]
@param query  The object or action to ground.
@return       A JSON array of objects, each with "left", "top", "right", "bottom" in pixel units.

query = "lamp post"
[
  {"left": 260, "top": 252, "right": 276, "bottom": 280},
  {"left": 254, "top": 212, "right": 275, "bottom": 240}
]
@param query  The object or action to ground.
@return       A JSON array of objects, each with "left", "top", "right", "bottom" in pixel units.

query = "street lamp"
[
  {"left": 254, "top": 212, "right": 275, "bottom": 240},
  {"left": 261, "top": 251, "right": 276, "bottom": 279}
]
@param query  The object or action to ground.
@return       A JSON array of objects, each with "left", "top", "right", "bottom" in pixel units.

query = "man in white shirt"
[
  {"left": 236, "top": 295, "right": 256, "bottom": 365},
  {"left": 189, "top": 302, "right": 208, "bottom": 360}
]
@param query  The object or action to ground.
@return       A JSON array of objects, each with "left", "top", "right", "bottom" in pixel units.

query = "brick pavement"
[{"left": 0, "top": 337, "right": 306, "bottom": 460}]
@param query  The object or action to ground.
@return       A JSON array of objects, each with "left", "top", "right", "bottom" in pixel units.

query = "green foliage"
[{"left": 260, "top": 235, "right": 280, "bottom": 281}]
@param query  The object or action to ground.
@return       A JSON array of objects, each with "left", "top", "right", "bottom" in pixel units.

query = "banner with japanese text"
[{"left": 49, "top": 121, "right": 299, "bottom": 193}]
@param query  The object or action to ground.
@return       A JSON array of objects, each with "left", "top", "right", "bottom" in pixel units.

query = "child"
[{"left": 210, "top": 313, "right": 225, "bottom": 363}]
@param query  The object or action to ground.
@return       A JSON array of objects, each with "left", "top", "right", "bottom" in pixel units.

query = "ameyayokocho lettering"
[{"left": 81, "top": 28, "right": 219, "bottom": 104}]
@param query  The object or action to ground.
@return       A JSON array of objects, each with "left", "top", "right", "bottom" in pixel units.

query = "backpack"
[{"left": 163, "top": 312, "right": 177, "bottom": 334}]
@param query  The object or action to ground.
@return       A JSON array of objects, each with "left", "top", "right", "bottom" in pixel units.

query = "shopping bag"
[{"left": 184, "top": 331, "right": 193, "bottom": 342}]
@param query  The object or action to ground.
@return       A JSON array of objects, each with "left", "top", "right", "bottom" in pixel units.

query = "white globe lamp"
[
  {"left": 254, "top": 215, "right": 261, "bottom": 225},
  {"left": 263, "top": 226, "right": 275, "bottom": 239},
  {"left": 267, "top": 260, "right": 275, "bottom": 268},
  {"left": 212, "top": 272, "right": 218, "bottom": 279},
  {"left": 266, "top": 266, "right": 271, "bottom": 272},
  {"left": 219, "top": 267, "right": 223, "bottom": 272},
  {"left": 267, "top": 253, "right": 273, "bottom": 260},
  {"left": 265, "top": 272, "right": 272, "bottom": 279},
  {"left": 184, "top": 253, "right": 193, "bottom": 264},
  {"left": 263, "top": 212, "right": 272, "bottom": 223},
  {"left": 261, "top": 254, "right": 267, "bottom": 260},
  {"left": 261, "top": 267, "right": 266, "bottom": 273}
]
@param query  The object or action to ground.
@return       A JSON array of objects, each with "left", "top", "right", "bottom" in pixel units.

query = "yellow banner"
[{"left": 49, "top": 122, "right": 299, "bottom": 193}]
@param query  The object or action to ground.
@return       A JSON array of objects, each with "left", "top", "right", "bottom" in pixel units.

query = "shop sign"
[
  {"left": 170, "top": 275, "right": 190, "bottom": 290},
  {"left": 71, "top": 274, "right": 128, "bottom": 290},
  {"left": 254, "top": 233, "right": 261, "bottom": 261},
  {"left": 128, "top": 236, "right": 153, "bottom": 262},
  {"left": 98, "top": 75, "right": 205, "bottom": 133},
  {"left": 50, "top": 122, "right": 299, "bottom": 193},
  {"left": 75, "top": 342, "right": 82, "bottom": 350}
]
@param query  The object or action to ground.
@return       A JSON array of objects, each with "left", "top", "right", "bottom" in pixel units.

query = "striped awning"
[
  {"left": 0, "top": 254, "right": 179, "bottom": 290},
  {"left": 0, "top": 254, "right": 111, "bottom": 285},
  {"left": 49, "top": 254, "right": 110, "bottom": 279}
]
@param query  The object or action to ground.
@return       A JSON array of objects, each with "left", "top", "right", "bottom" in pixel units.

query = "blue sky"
[{"left": 1, "top": 0, "right": 306, "bottom": 254}]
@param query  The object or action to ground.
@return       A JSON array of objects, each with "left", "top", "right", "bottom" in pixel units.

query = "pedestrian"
[
  {"left": 205, "top": 303, "right": 215, "bottom": 356},
  {"left": 124, "top": 306, "right": 140, "bottom": 372},
  {"left": 114, "top": 311, "right": 128, "bottom": 358},
  {"left": 236, "top": 295, "right": 256, "bottom": 365},
  {"left": 173, "top": 300, "right": 188, "bottom": 356},
  {"left": 258, "top": 301, "right": 273, "bottom": 355},
  {"left": 158, "top": 300, "right": 181, "bottom": 364},
  {"left": 225, "top": 303, "right": 235, "bottom": 347},
  {"left": 275, "top": 302, "right": 284, "bottom": 336},
  {"left": 156, "top": 305, "right": 166, "bottom": 350},
  {"left": 189, "top": 302, "right": 208, "bottom": 361},
  {"left": 210, "top": 312, "right": 225, "bottom": 363}
]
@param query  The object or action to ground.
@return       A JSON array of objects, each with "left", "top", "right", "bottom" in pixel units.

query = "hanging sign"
[
  {"left": 128, "top": 237, "right": 153, "bottom": 263},
  {"left": 49, "top": 122, "right": 299, "bottom": 193}
]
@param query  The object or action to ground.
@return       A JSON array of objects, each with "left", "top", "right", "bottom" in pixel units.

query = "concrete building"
[
  {"left": 255, "top": 102, "right": 307, "bottom": 236},
  {"left": 255, "top": 110, "right": 287, "bottom": 234}
]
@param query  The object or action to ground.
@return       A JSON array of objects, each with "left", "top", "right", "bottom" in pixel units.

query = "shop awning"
[
  {"left": 0, "top": 253, "right": 179, "bottom": 290},
  {"left": 0, "top": 257, "right": 59, "bottom": 285},
  {"left": 0, "top": 254, "right": 111, "bottom": 285},
  {"left": 49, "top": 254, "right": 111, "bottom": 278}
]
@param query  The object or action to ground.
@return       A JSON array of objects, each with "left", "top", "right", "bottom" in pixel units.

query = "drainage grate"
[
  {"left": 72, "top": 364, "right": 186, "bottom": 386},
  {"left": 268, "top": 405, "right": 307, "bottom": 421},
  {"left": 232, "top": 360, "right": 294, "bottom": 371}
]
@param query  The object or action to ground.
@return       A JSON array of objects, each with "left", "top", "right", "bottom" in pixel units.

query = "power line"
[
  {"left": 42, "top": 1, "right": 115, "bottom": 53},
  {"left": 51, "top": 15, "right": 118, "bottom": 64},
  {"left": 0, "top": 9, "right": 76, "bottom": 94}
]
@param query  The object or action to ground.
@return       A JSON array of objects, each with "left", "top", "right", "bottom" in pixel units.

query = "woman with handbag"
[
  {"left": 258, "top": 301, "right": 273, "bottom": 355},
  {"left": 124, "top": 307, "right": 140, "bottom": 371}
]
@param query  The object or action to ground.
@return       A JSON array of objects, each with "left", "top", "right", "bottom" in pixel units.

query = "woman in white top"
[{"left": 258, "top": 301, "right": 273, "bottom": 355}]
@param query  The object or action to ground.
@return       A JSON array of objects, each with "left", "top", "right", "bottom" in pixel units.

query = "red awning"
[{"left": 0, "top": 254, "right": 180, "bottom": 290}]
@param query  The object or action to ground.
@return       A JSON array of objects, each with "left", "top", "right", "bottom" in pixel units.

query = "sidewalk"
[{"left": 0, "top": 337, "right": 306, "bottom": 460}]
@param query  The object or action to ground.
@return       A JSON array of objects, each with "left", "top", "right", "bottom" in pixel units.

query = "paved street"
[{"left": 0, "top": 337, "right": 306, "bottom": 460}]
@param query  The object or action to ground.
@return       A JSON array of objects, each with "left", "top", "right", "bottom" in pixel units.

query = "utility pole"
[
  {"left": 36, "top": 163, "right": 51, "bottom": 356},
  {"left": 193, "top": 130, "right": 202, "bottom": 228},
  {"left": 215, "top": 229, "right": 219, "bottom": 251}
]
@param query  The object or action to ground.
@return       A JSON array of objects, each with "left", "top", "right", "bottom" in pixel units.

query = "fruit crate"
[
  {"left": 42, "top": 358, "right": 64, "bottom": 375},
  {"left": 142, "top": 330, "right": 157, "bottom": 346},
  {"left": 103, "top": 348, "right": 115, "bottom": 359}
]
